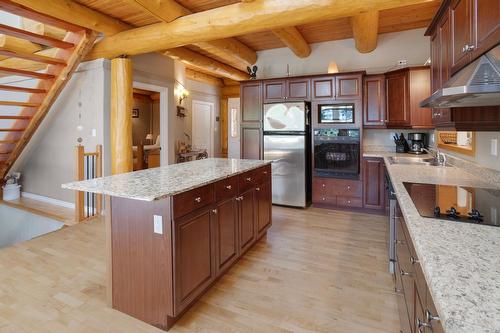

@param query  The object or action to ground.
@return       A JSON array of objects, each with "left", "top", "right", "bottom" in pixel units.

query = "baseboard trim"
[{"left": 21, "top": 192, "right": 75, "bottom": 209}]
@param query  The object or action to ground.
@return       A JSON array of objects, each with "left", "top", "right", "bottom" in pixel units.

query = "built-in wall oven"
[{"left": 313, "top": 128, "right": 360, "bottom": 179}]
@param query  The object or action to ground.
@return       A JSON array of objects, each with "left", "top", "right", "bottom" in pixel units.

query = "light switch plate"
[
  {"left": 491, "top": 207, "right": 497, "bottom": 224},
  {"left": 153, "top": 215, "right": 163, "bottom": 234},
  {"left": 92, "top": 128, "right": 97, "bottom": 137},
  {"left": 491, "top": 139, "right": 498, "bottom": 156}
]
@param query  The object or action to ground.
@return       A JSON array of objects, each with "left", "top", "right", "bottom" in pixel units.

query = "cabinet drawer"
[
  {"left": 337, "top": 196, "right": 362, "bottom": 208},
  {"left": 173, "top": 184, "right": 215, "bottom": 218},
  {"left": 252, "top": 164, "right": 271, "bottom": 184},
  {"left": 215, "top": 176, "right": 238, "bottom": 202},
  {"left": 312, "top": 194, "right": 336, "bottom": 205},
  {"left": 330, "top": 179, "right": 362, "bottom": 197},
  {"left": 239, "top": 171, "right": 256, "bottom": 192},
  {"left": 313, "top": 177, "right": 335, "bottom": 197}
]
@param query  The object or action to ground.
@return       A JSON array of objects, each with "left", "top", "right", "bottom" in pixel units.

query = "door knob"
[
  {"left": 246, "top": 177, "right": 252, "bottom": 182},
  {"left": 225, "top": 185, "right": 232, "bottom": 190},
  {"left": 212, "top": 209, "right": 218, "bottom": 214},
  {"left": 194, "top": 197, "right": 202, "bottom": 203},
  {"left": 256, "top": 187, "right": 260, "bottom": 191}
]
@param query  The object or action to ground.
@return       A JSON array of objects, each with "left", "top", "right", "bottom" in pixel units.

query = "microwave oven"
[{"left": 318, "top": 104, "right": 354, "bottom": 124}]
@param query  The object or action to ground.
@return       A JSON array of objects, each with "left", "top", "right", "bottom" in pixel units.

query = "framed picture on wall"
[{"left": 132, "top": 108, "right": 139, "bottom": 118}]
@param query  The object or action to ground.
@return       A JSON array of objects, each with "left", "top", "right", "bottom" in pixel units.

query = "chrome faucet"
[{"left": 436, "top": 149, "right": 447, "bottom": 166}]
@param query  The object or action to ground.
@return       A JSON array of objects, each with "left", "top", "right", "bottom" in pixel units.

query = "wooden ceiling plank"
[
  {"left": 0, "top": 101, "right": 40, "bottom": 107},
  {"left": 164, "top": 47, "right": 249, "bottom": 81},
  {"left": 0, "top": 85, "right": 46, "bottom": 93},
  {"left": 271, "top": 26, "right": 311, "bottom": 58},
  {"left": 0, "top": 48, "right": 66, "bottom": 65},
  {"left": 351, "top": 10, "right": 379, "bottom": 53},
  {"left": 0, "top": 115, "right": 33, "bottom": 120},
  {"left": 127, "top": 0, "right": 257, "bottom": 66},
  {"left": 0, "top": 0, "right": 85, "bottom": 32},
  {"left": 87, "top": 0, "right": 430, "bottom": 60},
  {"left": 0, "top": 66, "right": 55, "bottom": 79},
  {"left": 0, "top": 23, "right": 74, "bottom": 49},
  {"left": 185, "top": 68, "right": 224, "bottom": 87}
]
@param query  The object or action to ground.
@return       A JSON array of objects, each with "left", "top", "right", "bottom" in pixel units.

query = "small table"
[{"left": 177, "top": 149, "right": 208, "bottom": 163}]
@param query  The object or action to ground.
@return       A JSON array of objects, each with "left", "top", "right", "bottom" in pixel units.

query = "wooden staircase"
[{"left": 0, "top": 0, "right": 96, "bottom": 178}]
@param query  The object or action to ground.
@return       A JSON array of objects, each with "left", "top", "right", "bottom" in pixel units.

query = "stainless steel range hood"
[{"left": 420, "top": 44, "right": 500, "bottom": 108}]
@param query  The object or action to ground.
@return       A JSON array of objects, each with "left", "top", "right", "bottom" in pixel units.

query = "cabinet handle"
[
  {"left": 462, "top": 44, "right": 475, "bottom": 52},
  {"left": 347, "top": 200, "right": 351, "bottom": 204},
  {"left": 322, "top": 197, "right": 326, "bottom": 201},
  {"left": 425, "top": 309, "right": 440, "bottom": 323},
  {"left": 246, "top": 177, "right": 252, "bottom": 182},
  {"left": 322, "top": 183, "right": 326, "bottom": 188},
  {"left": 263, "top": 171, "right": 268, "bottom": 174},
  {"left": 395, "top": 239, "right": 406, "bottom": 245},
  {"left": 235, "top": 196, "right": 244, "bottom": 201},
  {"left": 410, "top": 256, "right": 419, "bottom": 265},
  {"left": 416, "top": 317, "right": 432, "bottom": 332},
  {"left": 194, "top": 197, "right": 202, "bottom": 203},
  {"left": 400, "top": 269, "right": 412, "bottom": 277},
  {"left": 256, "top": 187, "right": 260, "bottom": 191},
  {"left": 347, "top": 185, "right": 351, "bottom": 190},
  {"left": 212, "top": 209, "right": 218, "bottom": 214},
  {"left": 225, "top": 185, "right": 232, "bottom": 190},
  {"left": 394, "top": 287, "right": 403, "bottom": 294}
]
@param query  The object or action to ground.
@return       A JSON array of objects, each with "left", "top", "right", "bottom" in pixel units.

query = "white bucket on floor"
[{"left": 3, "top": 184, "right": 21, "bottom": 201}]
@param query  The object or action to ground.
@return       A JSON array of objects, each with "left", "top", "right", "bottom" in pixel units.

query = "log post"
[
  {"left": 110, "top": 56, "right": 133, "bottom": 175},
  {"left": 351, "top": 11, "right": 379, "bottom": 53}
]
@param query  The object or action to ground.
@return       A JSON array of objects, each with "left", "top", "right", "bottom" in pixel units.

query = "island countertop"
[{"left": 62, "top": 158, "right": 272, "bottom": 201}]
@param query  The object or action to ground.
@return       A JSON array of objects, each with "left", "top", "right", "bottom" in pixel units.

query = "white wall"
[
  {"left": 11, "top": 60, "right": 109, "bottom": 203},
  {"left": 255, "top": 28, "right": 430, "bottom": 78}
]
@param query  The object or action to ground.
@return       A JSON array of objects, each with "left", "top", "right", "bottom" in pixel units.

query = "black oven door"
[{"left": 314, "top": 141, "right": 360, "bottom": 179}]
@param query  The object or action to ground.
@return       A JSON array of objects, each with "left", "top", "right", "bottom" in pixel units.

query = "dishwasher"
[{"left": 385, "top": 168, "right": 397, "bottom": 275}]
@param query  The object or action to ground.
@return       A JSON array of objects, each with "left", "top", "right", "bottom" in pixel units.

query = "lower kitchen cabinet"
[
  {"left": 238, "top": 188, "right": 256, "bottom": 253},
  {"left": 214, "top": 197, "right": 239, "bottom": 274},
  {"left": 363, "top": 157, "right": 385, "bottom": 210},
  {"left": 174, "top": 207, "right": 216, "bottom": 315},
  {"left": 395, "top": 202, "right": 444, "bottom": 333},
  {"left": 256, "top": 179, "right": 272, "bottom": 235},
  {"left": 312, "top": 177, "right": 362, "bottom": 207}
]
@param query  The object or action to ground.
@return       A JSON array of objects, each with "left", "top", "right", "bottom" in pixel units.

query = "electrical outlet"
[
  {"left": 397, "top": 60, "right": 408, "bottom": 66},
  {"left": 153, "top": 215, "right": 163, "bottom": 234},
  {"left": 491, "top": 139, "right": 498, "bottom": 156},
  {"left": 491, "top": 207, "right": 497, "bottom": 224},
  {"left": 92, "top": 128, "right": 97, "bottom": 137}
]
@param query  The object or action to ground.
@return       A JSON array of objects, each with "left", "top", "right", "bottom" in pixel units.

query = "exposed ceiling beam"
[
  {"left": 185, "top": 68, "right": 224, "bottom": 87},
  {"left": 221, "top": 85, "right": 240, "bottom": 98},
  {"left": 87, "top": 0, "right": 429, "bottom": 60},
  {"left": 164, "top": 47, "right": 249, "bottom": 81},
  {"left": 271, "top": 26, "right": 311, "bottom": 58},
  {"left": 6, "top": 0, "right": 130, "bottom": 35},
  {"left": 351, "top": 10, "right": 379, "bottom": 53},
  {"left": 126, "top": 0, "right": 256, "bottom": 66}
]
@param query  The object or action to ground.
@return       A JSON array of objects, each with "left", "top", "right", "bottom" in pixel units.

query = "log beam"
[
  {"left": 110, "top": 57, "right": 133, "bottom": 174},
  {"left": 271, "top": 26, "right": 311, "bottom": 58},
  {"left": 351, "top": 10, "right": 379, "bottom": 53},
  {"left": 221, "top": 85, "right": 240, "bottom": 98},
  {"left": 126, "top": 0, "right": 257, "bottom": 66},
  {"left": 185, "top": 68, "right": 224, "bottom": 87},
  {"left": 87, "top": 0, "right": 428, "bottom": 60},
  {"left": 164, "top": 47, "right": 249, "bottom": 81}
]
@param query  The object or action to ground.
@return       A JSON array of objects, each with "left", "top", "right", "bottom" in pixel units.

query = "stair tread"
[
  {"left": 0, "top": 115, "right": 33, "bottom": 119},
  {"left": 0, "top": 23, "right": 75, "bottom": 49},
  {"left": 0, "top": 85, "right": 46, "bottom": 93},
  {"left": 0, "top": 101, "right": 40, "bottom": 107},
  {"left": 0, "top": 66, "right": 55, "bottom": 79},
  {"left": 0, "top": 48, "right": 66, "bottom": 65}
]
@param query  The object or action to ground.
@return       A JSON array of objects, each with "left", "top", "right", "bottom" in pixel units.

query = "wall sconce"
[
  {"left": 176, "top": 86, "right": 189, "bottom": 105},
  {"left": 328, "top": 61, "right": 339, "bottom": 74}
]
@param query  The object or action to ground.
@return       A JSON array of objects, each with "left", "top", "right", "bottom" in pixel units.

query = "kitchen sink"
[{"left": 388, "top": 156, "right": 450, "bottom": 167}]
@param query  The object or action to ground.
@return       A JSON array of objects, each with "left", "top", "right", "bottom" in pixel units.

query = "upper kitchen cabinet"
[
  {"left": 450, "top": 0, "right": 500, "bottom": 74},
  {"left": 241, "top": 81, "right": 263, "bottom": 123},
  {"left": 385, "top": 67, "right": 433, "bottom": 129},
  {"left": 335, "top": 74, "right": 362, "bottom": 100},
  {"left": 312, "top": 76, "right": 336, "bottom": 100},
  {"left": 363, "top": 74, "right": 386, "bottom": 128},
  {"left": 263, "top": 78, "right": 310, "bottom": 102}
]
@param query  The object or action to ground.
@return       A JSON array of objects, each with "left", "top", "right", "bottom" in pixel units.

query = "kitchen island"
[{"left": 62, "top": 158, "right": 272, "bottom": 330}]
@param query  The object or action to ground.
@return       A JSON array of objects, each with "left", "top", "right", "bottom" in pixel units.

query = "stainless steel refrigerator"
[{"left": 263, "top": 102, "right": 311, "bottom": 207}]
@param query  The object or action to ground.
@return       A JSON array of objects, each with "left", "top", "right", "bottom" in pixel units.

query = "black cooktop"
[{"left": 403, "top": 182, "right": 500, "bottom": 227}]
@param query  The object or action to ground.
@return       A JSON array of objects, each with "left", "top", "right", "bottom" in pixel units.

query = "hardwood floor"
[{"left": 0, "top": 206, "right": 400, "bottom": 333}]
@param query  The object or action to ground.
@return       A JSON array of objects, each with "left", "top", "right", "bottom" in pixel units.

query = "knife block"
[{"left": 396, "top": 143, "right": 407, "bottom": 153}]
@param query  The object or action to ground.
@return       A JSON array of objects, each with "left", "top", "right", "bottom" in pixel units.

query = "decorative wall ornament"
[{"left": 247, "top": 65, "right": 258, "bottom": 79}]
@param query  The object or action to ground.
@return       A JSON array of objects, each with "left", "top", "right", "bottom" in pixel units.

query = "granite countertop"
[
  {"left": 364, "top": 151, "right": 500, "bottom": 333},
  {"left": 62, "top": 158, "right": 271, "bottom": 201}
]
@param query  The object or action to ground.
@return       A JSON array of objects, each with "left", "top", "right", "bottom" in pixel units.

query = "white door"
[
  {"left": 192, "top": 100, "right": 214, "bottom": 157},
  {"left": 227, "top": 98, "right": 240, "bottom": 158}
]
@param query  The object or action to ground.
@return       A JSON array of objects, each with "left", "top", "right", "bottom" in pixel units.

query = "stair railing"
[{"left": 75, "top": 144, "right": 102, "bottom": 222}]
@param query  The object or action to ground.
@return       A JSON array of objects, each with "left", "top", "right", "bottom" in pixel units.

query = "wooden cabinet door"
[
  {"left": 214, "top": 198, "right": 239, "bottom": 274},
  {"left": 174, "top": 207, "right": 215, "bottom": 314},
  {"left": 451, "top": 0, "right": 473, "bottom": 73},
  {"left": 430, "top": 30, "right": 441, "bottom": 94},
  {"left": 473, "top": 0, "right": 500, "bottom": 56},
  {"left": 386, "top": 71, "right": 410, "bottom": 127},
  {"left": 256, "top": 180, "right": 271, "bottom": 235},
  {"left": 363, "top": 75, "right": 386, "bottom": 127},
  {"left": 408, "top": 68, "right": 433, "bottom": 128},
  {"left": 287, "top": 78, "right": 310, "bottom": 100},
  {"left": 263, "top": 80, "right": 286, "bottom": 102},
  {"left": 241, "top": 125, "right": 261, "bottom": 159},
  {"left": 336, "top": 74, "right": 361, "bottom": 99},
  {"left": 241, "top": 81, "right": 262, "bottom": 122},
  {"left": 363, "top": 158, "right": 385, "bottom": 210},
  {"left": 312, "top": 77, "right": 335, "bottom": 100},
  {"left": 239, "top": 189, "right": 256, "bottom": 253}
]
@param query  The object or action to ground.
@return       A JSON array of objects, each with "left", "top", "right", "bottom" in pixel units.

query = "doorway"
[
  {"left": 227, "top": 98, "right": 241, "bottom": 158},
  {"left": 192, "top": 100, "right": 215, "bottom": 157},
  {"left": 132, "top": 82, "right": 168, "bottom": 168}
]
